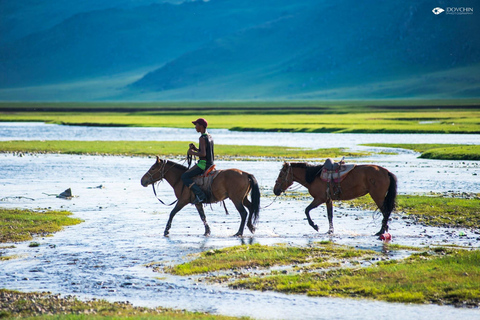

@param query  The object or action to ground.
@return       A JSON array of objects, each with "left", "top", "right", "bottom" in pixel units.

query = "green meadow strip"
[
  {"left": 1, "top": 104, "right": 480, "bottom": 133},
  {"left": 363, "top": 143, "right": 480, "bottom": 160},
  {"left": 232, "top": 249, "right": 480, "bottom": 307},
  {"left": 0, "top": 208, "right": 82, "bottom": 243},
  {"left": 164, "top": 243, "right": 378, "bottom": 276},
  {"left": 0, "top": 289, "right": 249, "bottom": 320},
  {"left": 345, "top": 194, "right": 480, "bottom": 229},
  {"left": 160, "top": 243, "right": 480, "bottom": 307},
  {"left": 0, "top": 140, "right": 367, "bottom": 159}
]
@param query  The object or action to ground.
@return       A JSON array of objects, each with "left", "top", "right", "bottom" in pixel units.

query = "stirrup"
[{"left": 193, "top": 195, "right": 205, "bottom": 204}]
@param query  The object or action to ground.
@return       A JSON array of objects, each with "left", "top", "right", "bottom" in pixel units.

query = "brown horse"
[
  {"left": 141, "top": 157, "right": 260, "bottom": 237},
  {"left": 273, "top": 162, "right": 397, "bottom": 236}
]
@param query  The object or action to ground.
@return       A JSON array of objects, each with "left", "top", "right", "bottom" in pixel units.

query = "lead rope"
[{"left": 152, "top": 182, "right": 178, "bottom": 206}]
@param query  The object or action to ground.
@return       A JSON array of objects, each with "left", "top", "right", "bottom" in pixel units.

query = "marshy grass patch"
[
  {"left": 343, "top": 194, "right": 480, "bottom": 229},
  {"left": 0, "top": 289, "right": 249, "bottom": 319},
  {"left": 1, "top": 101, "right": 480, "bottom": 133},
  {"left": 0, "top": 140, "right": 368, "bottom": 160},
  {"left": 363, "top": 143, "right": 480, "bottom": 160},
  {"left": 232, "top": 248, "right": 480, "bottom": 307},
  {"left": 0, "top": 208, "right": 83, "bottom": 243},
  {"left": 161, "top": 243, "right": 379, "bottom": 277}
]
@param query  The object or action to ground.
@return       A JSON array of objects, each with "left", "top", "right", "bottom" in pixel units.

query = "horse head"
[
  {"left": 141, "top": 156, "right": 165, "bottom": 187},
  {"left": 273, "top": 162, "right": 293, "bottom": 196}
]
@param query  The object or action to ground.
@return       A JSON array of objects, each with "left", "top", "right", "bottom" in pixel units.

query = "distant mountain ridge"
[{"left": 0, "top": 0, "right": 479, "bottom": 101}]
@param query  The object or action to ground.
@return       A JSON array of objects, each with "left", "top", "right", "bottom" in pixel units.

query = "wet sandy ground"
[{"left": 1, "top": 152, "right": 479, "bottom": 319}]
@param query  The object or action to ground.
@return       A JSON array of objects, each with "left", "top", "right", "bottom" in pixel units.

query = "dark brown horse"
[
  {"left": 273, "top": 162, "right": 397, "bottom": 236},
  {"left": 141, "top": 157, "right": 260, "bottom": 237}
]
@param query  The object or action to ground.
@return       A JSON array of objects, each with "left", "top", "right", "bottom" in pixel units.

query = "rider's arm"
[{"left": 188, "top": 138, "right": 206, "bottom": 157}]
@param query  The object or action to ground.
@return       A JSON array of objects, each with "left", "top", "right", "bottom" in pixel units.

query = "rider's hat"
[{"left": 192, "top": 118, "right": 208, "bottom": 128}]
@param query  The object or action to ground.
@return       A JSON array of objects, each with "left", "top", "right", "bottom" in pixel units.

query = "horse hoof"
[
  {"left": 233, "top": 233, "right": 243, "bottom": 237},
  {"left": 164, "top": 232, "right": 170, "bottom": 237}
]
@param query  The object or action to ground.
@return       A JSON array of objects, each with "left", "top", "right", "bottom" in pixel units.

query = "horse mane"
[
  {"left": 290, "top": 162, "right": 323, "bottom": 184},
  {"left": 165, "top": 160, "right": 188, "bottom": 171}
]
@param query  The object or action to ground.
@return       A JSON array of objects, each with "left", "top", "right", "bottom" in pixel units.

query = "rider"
[{"left": 181, "top": 118, "right": 214, "bottom": 204}]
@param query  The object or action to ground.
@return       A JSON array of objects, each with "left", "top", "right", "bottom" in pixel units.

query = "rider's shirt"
[{"left": 197, "top": 133, "right": 214, "bottom": 170}]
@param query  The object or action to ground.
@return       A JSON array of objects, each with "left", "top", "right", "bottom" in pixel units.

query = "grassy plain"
[
  {"left": 231, "top": 247, "right": 480, "bottom": 307},
  {"left": 165, "top": 243, "right": 377, "bottom": 276},
  {"left": 0, "top": 208, "right": 82, "bottom": 243},
  {"left": 1, "top": 101, "right": 480, "bottom": 133},
  {"left": 346, "top": 194, "right": 480, "bottom": 229},
  {"left": 364, "top": 143, "right": 480, "bottom": 160},
  {"left": 160, "top": 243, "right": 480, "bottom": 307},
  {"left": 0, "top": 140, "right": 366, "bottom": 159},
  {"left": 0, "top": 290, "right": 248, "bottom": 320}
]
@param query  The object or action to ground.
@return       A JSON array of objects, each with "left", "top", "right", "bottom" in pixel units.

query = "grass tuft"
[{"left": 0, "top": 208, "right": 83, "bottom": 243}]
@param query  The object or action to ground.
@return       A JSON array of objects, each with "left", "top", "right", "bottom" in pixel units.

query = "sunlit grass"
[
  {"left": 0, "top": 208, "right": 83, "bottom": 243},
  {"left": 1, "top": 101, "right": 480, "bottom": 133},
  {"left": 0, "top": 289, "right": 249, "bottom": 320},
  {"left": 345, "top": 194, "right": 480, "bottom": 228},
  {"left": 0, "top": 140, "right": 367, "bottom": 159},
  {"left": 164, "top": 243, "right": 378, "bottom": 276},
  {"left": 364, "top": 143, "right": 480, "bottom": 160},
  {"left": 233, "top": 249, "right": 480, "bottom": 307}
]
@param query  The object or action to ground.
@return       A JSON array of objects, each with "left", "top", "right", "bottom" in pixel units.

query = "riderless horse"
[{"left": 274, "top": 161, "right": 397, "bottom": 236}]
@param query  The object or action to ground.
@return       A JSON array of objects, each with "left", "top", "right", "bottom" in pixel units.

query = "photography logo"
[{"left": 432, "top": 6, "right": 473, "bottom": 15}]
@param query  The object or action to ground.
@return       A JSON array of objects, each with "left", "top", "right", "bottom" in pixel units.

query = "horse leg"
[
  {"left": 243, "top": 198, "right": 255, "bottom": 233},
  {"left": 195, "top": 203, "right": 211, "bottom": 236},
  {"left": 326, "top": 199, "right": 334, "bottom": 234},
  {"left": 305, "top": 198, "right": 324, "bottom": 232},
  {"left": 164, "top": 201, "right": 187, "bottom": 237},
  {"left": 370, "top": 192, "right": 390, "bottom": 236},
  {"left": 233, "top": 201, "right": 248, "bottom": 237}
]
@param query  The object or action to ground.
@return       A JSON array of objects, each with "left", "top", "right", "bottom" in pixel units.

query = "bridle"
[
  {"left": 147, "top": 160, "right": 178, "bottom": 206},
  {"left": 275, "top": 163, "right": 294, "bottom": 194}
]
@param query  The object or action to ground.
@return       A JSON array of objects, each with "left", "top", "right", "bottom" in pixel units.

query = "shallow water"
[{"left": 0, "top": 123, "right": 480, "bottom": 319}]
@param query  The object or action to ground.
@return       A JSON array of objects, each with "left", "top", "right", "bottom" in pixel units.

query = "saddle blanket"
[
  {"left": 320, "top": 164, "right": 356, "bottom": 182},
  {"left": 193, "top": 169, "right": 221, "bottom": 190}
]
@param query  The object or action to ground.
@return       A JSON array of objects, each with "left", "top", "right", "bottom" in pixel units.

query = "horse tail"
[
  {"left": 381, "top": 171, "right": 397, "bottom": 216},
  {"left": 248, "top": 174, "right": 260, "bottom": 224}
]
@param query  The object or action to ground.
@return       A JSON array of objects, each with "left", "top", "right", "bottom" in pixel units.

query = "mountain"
[{"left": 0, "top": 0, "right": 479, "bottom": 101}]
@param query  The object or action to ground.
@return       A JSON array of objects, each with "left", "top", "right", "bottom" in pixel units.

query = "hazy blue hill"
[
  {"left": 0, "top": 0, "right": 307, "bottom": 87},
  {"left": 129, "top": 0, "right": 480, "bottom": 99},
  {"left": 0, "top": 0, "right": 479, "bottom": 100},
  {"left": 0, "top": 0, "right": 184, "bottom": 44}
]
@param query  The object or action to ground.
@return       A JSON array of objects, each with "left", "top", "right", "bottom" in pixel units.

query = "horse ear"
[{"left": 156, "top": 156, "right": 160, "bottom": 163}]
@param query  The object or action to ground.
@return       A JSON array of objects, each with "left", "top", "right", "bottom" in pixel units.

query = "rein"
[
  {"left": 147, "top": 160, "right": 179, "bottom": 206},
  {"left": 152, "top": 182, "right": 178, "bottom": 206}
]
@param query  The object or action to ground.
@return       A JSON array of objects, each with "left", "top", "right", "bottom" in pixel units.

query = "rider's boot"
[{"left": 190, "top": 183, "right": 206, "bottom": 204}]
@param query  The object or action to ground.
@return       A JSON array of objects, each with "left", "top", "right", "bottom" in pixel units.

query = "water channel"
[{"left": 0, "top": 123, "right": 479, "bottom": 319}]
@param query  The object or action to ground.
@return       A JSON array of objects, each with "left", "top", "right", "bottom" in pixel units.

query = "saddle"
[
  {"left": 320, "top": 158, "right": 355, "bottom": 183},
  {"left": 192, "top": 166, "right": 221, "bottom": 203}
]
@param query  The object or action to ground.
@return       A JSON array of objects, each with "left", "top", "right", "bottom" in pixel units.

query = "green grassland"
[
  {"left": 0, "top": 208, "right": 83, "bottom": 243},
  {"left": 1, "top": 101, "right": 480, "bottom": 133},
  {"left": 0, "top": 290, "right": 248, "bottom": 320},
  {"left": 345, "top": 194, "right": 480, "bottom": 229},
  {"left": 231, "top": 247, "right": 480, "bottom": 307},
  {"left": 364, "top": 143, "right": 480, "bottom": 160},
  {"left": 0, "top": 140, "right": 366, "bottom": 159},
  {"left": 164, "top": 242, "right": 378, "bottom": 276},
  {"left": 159, "top": 243, "right": 480, "bottom": 307}
]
